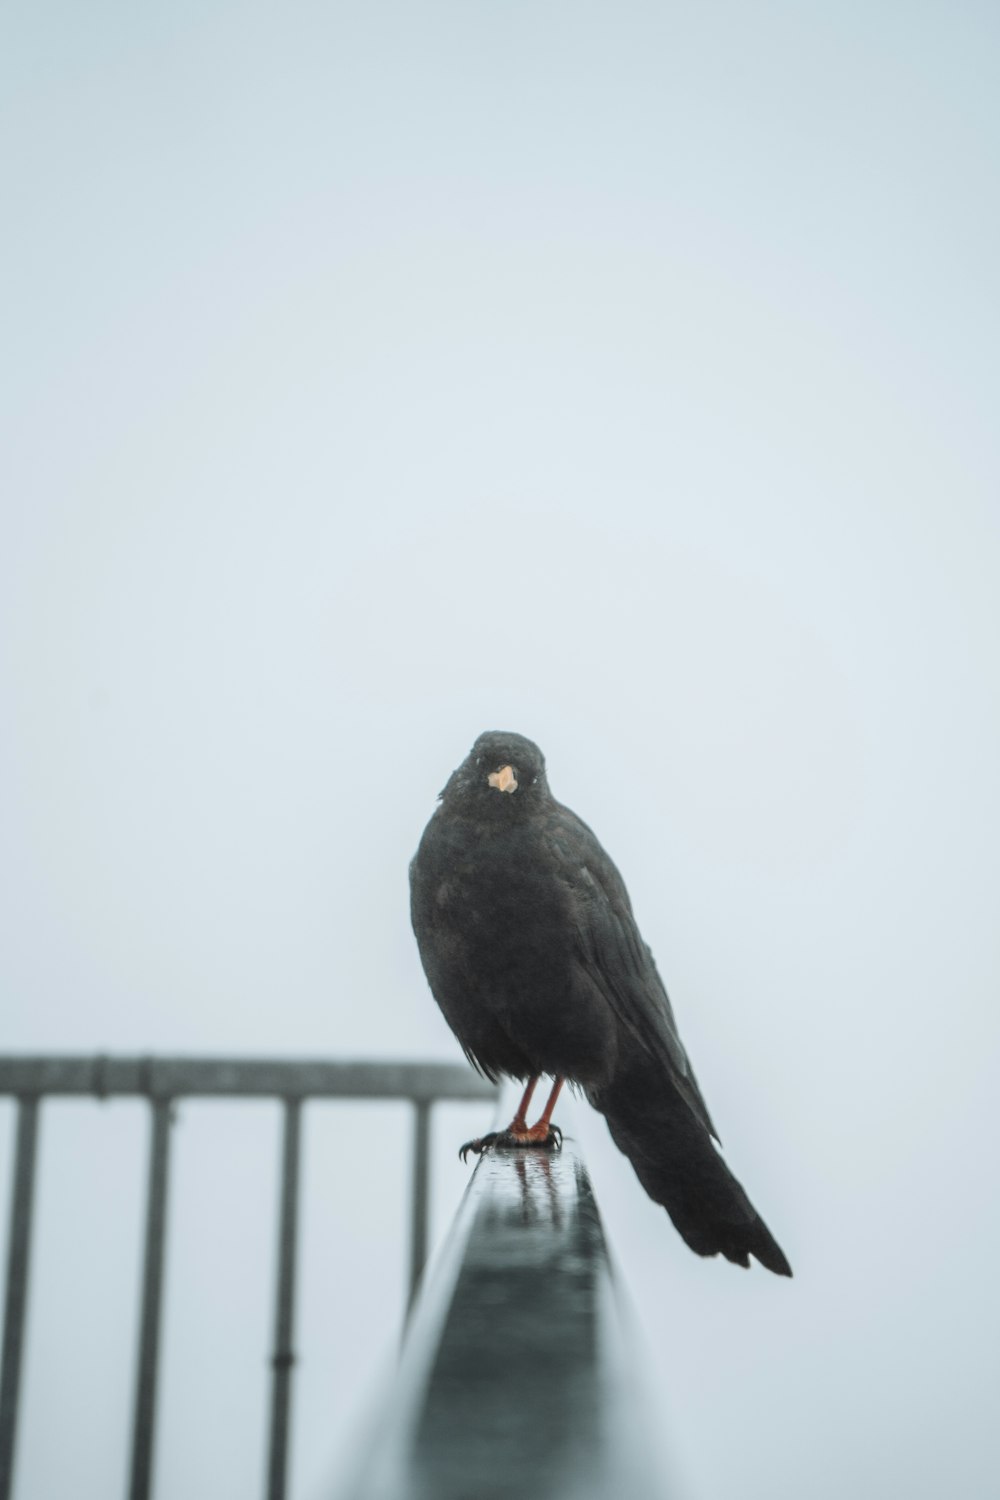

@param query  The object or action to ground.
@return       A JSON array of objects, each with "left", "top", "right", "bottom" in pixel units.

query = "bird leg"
[
  {"left": 459, "top": 1075, "right": 563, "bottom": 1160},
  {"left": 508, "top": 1075, "right": 539, "bottom": 1134},
  {"left": 526, "top": 1075, "right": 564, "bottom": 1143}
]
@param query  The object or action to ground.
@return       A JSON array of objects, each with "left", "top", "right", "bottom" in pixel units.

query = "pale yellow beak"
[{"left": 487, "top": 764, "right": 518, "bottom": 794}]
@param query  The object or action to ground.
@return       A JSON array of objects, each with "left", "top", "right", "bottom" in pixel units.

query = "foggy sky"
[{"left": 2, "top": 3, "right": 998, "bottom": 1498}]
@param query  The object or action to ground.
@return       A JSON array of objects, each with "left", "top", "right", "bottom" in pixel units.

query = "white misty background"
[{"left": 1, "top": 3, "right": 998, "bottom": 1499}]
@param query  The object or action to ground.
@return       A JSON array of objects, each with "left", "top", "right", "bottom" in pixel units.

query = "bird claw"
[
  {"left": 458, "top": 1123, "right": 563, "bottom": 1162},
  {"left": 459, "top": 1132, "right": 500, "bottom": 1162}
]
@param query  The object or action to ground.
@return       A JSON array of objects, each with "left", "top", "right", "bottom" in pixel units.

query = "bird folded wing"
[{"left": 545, "top": 810, "right": 720, "bottom": 1142}]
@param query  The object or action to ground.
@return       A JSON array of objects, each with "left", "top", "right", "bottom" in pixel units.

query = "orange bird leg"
[
  {"left": 508, "top": 1076, "right": 539, "bottom": 1134},
  {"left": 519, "top": 1075, "right": 564, "bottom": 1144},
  {"left": 458, "top": 1075, "right": 564, "bottom": 1160}
]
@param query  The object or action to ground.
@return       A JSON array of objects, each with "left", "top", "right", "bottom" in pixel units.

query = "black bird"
[{"left": 410, "top": 730, "right": 792, "bottom": 1276}]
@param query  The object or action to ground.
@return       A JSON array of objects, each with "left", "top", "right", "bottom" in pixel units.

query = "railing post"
[
  {"left": 407, "top": 1100, "right": 431, "bottom": 1311},
  {"left": 0, "top": 1098, "right": 40, "bottom": 1500},
  {"left": 266, "top": 1097, "right": 302, "bottom": 1500},
  {"left": 128, "top": 1097, "right": 174, "bottom": 1500}
]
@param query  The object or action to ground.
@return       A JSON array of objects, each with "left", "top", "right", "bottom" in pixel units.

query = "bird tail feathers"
[{"left": 590, "top": 1049, "right": 792, "bottom": 1277}]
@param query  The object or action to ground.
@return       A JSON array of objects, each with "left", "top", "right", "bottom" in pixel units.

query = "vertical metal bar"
[
  {"left": 407, "top": 1100, "right": 431, "bottom": 1312},
  {"left": 128, "top": 1098, "right": 173, "bottom": 1500},
  {"left": 0, "top": 1099, "right": 40, "bottom": 1500},
  {"left": 266, "top": 1098, "right": 302, "bottom": 1500}
]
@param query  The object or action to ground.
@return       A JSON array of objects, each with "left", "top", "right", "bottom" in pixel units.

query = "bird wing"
[{"left": 544, "top": 803, "right": 720, "bottom": 1141}]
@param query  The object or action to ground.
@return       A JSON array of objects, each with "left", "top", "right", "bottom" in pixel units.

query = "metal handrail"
[
  {"left": 0, "top": 1054, "right": 497, "bottom": 1500},
  {"left": 0, "top": 1055, "right": 495, "bottom": 1102},
  {"left": 342, "top": 1135, "right": 665, "bottom": 1500}
]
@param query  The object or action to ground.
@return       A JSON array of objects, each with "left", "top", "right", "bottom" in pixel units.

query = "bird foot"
[
  {"left": 459, "top": 1123, "right": 563, "bottom": 1162},
  {"left": 458, "top": 1131, "right": 500, "bottom": 1161}
]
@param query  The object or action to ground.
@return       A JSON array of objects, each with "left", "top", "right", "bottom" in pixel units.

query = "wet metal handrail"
[
  {"left": 0, "top": 1054, "right": 496, "bottom": 1500},
  {"left": 343, "top": 1135, "right": 664, "bottom": 1500}
]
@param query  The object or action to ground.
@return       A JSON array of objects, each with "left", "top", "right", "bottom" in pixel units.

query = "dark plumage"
[{"left": 409, "top": 730, "right": 792, "bottom": 1276}]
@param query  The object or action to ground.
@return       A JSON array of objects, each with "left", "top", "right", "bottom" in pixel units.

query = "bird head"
[{"left": 440, "top": 731, "right": 549, "bottom": 814}]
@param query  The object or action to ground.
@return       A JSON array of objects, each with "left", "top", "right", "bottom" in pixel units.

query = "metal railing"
[
  {"left": 343, "top": 1134, "right": 664, "bottom": 1500},
  {"left": 0, "top": 1055, "right": 497, "bottom": 1500}
]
